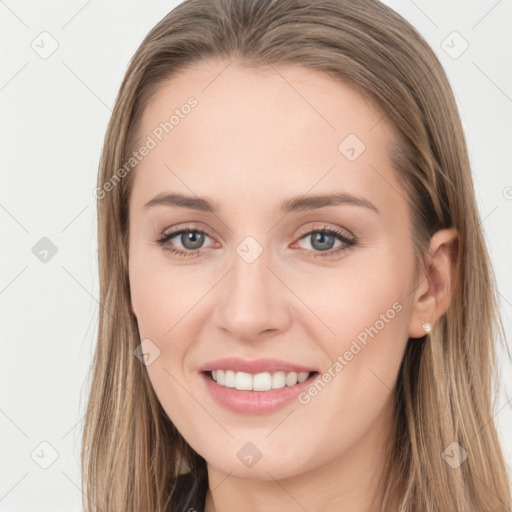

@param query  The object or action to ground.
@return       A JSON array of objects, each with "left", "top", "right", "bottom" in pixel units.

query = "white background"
[{"left": 1, "top": 0, "right": 511, "bottom": 510}]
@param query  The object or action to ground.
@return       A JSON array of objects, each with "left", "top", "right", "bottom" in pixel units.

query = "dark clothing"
[{"left": 170, "top": 468, "right": 208, "bottom": 512}]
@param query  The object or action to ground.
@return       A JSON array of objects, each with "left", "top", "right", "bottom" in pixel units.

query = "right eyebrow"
[{"left": 144, "top": 193, "right": 218, "bottom": 213}]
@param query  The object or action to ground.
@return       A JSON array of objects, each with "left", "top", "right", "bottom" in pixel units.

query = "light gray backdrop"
[{"left": 1, "top": 0, "right": 511, "bottom": 510}]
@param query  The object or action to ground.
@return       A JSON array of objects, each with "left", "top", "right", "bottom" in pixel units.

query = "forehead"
[
  {"left": 130, "top": 60, "right": 401, "bottom": 218},
  {"left": 140, "top": 59, "right": 390, "bottom": 149}
]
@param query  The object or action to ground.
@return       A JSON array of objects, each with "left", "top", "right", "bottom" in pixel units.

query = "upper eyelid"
[
  {"left": 297, "top": 223, "right": 355, "bottom": 239},
  {"left": 161, "top": 225, "right": 215, "bottom": 242}
]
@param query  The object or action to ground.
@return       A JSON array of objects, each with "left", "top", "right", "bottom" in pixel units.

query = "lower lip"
[{"left": 200, "top": 371, "right": 319, "bottom": 415}]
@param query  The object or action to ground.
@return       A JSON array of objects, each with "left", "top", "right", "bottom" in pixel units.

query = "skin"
[{"left": 128, "top": 60, "right": 458, "bottom": 512}]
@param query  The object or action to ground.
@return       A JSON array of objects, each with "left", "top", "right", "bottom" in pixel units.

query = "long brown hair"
[{"left": 82, "top": 0, "right": 512, "bottom": 510}]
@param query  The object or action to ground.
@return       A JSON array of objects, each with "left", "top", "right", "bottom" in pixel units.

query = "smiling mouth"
[{"left": 203, "top": 369, "right": 319, "bottom": 392}]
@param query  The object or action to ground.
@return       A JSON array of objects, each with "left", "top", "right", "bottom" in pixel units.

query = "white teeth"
[
  {"left": 235, "top": 371, "right": 253, "bottom": 390},
  {"left": 224, "top": 370, "right": 236, "bottom": 388},
  {"left": 210, "top": 370, "right": 311, "bottom": 391},
  {"left": 271, "top": 371, "right": 286, "bottom": 389},
  {"left": 253, "top": 372, "right": 272, "bottom": 391},
  {"left": 297, "top": 372, "right": 309, "bottom": 383},
  {"left": 285, "top": 372, "right": 298, "bottom": 386}
]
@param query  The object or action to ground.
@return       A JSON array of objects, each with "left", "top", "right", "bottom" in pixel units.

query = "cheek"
[
  {"left": 128, "top": 251, "right": 203, "bottom": 428},
  {"left": 301, "top": 243, "right": 414, "bottom": 391},
  {"left": 298, "top": 244, "right": 412, "bottom": 339},
  {"left": 129, "top": 247, "right": 204, "bottom": 338},
  {"left": 128, "top": 244, "right": 215, "bottom": 401}
]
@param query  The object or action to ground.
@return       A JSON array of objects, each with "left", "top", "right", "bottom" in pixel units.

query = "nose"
[{"left": 212, "top": 242, "right": 294, "bottom": 342}]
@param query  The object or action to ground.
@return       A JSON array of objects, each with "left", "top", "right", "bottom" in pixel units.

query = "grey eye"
[
  {"left": 309, "top": 232, "right": 337, "bottom": 252},
  {"left": 179, "top": 231, "right": 205, "bottom": 250}
]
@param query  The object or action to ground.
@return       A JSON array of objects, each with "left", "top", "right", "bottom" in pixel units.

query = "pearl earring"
[{"left": 422, "top": 321, "right": 432, "bottom": 334}]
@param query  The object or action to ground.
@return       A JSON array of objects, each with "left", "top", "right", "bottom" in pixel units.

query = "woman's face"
[{"left": 128, "top": 60, "right": 420, "bottom": 480}]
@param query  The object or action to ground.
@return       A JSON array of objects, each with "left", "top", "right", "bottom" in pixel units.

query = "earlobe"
[{"left": 408, "top": 228, "right": 459, "bottom": 339}]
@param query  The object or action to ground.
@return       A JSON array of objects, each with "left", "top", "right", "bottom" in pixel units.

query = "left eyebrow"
[{"left": 280, "top": 193, "right": 379, "bottom": 214}]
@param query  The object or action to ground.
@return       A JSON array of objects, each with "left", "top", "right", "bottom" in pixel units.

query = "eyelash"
[{"left": 154, "top": 223, "right": 357, "bottom": 259}]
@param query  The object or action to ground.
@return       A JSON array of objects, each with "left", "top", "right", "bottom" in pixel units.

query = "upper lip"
[{"left": 199, "top": 357, "right": 317, "bottom": 374}]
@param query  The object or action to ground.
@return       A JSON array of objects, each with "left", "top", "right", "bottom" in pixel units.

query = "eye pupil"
[
  {"left": 182, "top": 231, "right": 204, "bottom": 250},
  {"left": 311, "top": 232, "right": 335, "bottom": 251}
]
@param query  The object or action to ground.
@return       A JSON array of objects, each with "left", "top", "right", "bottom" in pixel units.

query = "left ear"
[{"left": 408, "top": 228, "right": 459, "bottom": 338}]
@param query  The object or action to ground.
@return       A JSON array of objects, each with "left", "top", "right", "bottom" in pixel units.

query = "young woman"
[{"left": 82, "top": 0, "right": 512, "bottom": 510}]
